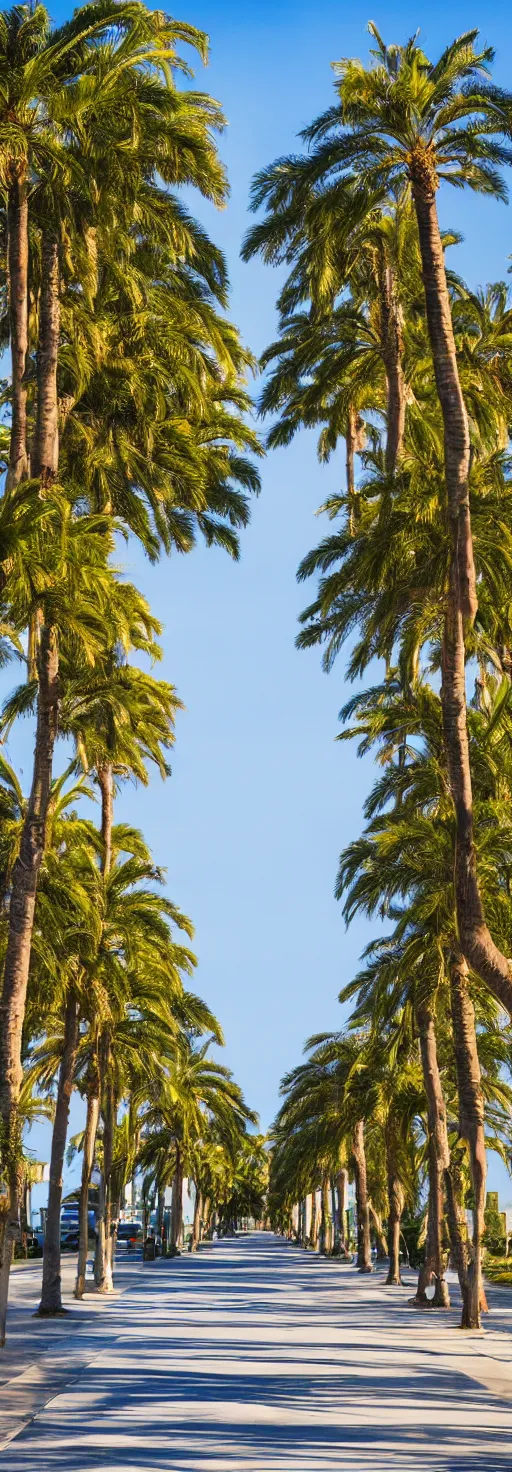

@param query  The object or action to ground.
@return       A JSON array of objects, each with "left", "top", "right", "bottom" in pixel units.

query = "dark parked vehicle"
[
  {"left": 116, "top": 1221, "right": 143, "bottom": 1251},
  {"left": 61, "top": 1229, "right": 80, "bottom": 1251}
]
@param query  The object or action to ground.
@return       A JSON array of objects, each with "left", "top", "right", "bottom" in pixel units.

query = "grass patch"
[{"left": 484, "top": 1258, "right": 512, "bottom": 1285}]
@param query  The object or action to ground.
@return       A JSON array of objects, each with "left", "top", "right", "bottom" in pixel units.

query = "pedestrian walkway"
[{"left": 3, "top": 1233, "right": 512, "bottom": 1469}]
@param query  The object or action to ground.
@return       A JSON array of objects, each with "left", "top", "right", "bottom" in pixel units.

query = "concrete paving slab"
[{"left": 2, "top": 1234, "right": 512, "bottom": 1470}]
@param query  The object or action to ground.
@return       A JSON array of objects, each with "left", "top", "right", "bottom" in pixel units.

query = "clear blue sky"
[{"left": 15, "top": 0, "right": 512, "bottom": 1206}]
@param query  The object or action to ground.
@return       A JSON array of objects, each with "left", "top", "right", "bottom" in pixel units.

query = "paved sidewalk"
[
  {"left": 0, "top": 1253, "right": 145, "bottom": 1451},
  {"left": 2, "top": 1233, "right": 512, "bottom": 1469}
]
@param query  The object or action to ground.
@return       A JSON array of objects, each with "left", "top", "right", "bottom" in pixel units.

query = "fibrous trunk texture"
[
  {"left": 369, "top": 1204, "right": 388, "bottom": 1260},
  {"left": 33, "top": 233, "right": 60, "bottom": 485},
  {"left": 411, "top": 177, "right": 476, "bottom": 622},
  {"left": 331, "top": 1181, "right": 338, "bottom": 1249},
  {"left": 378, "top": 248, "right": 405, "bottom": 475},
  {"left": 337, "top": 1169, "right": 349, "bottom": 1254},
  {"left": 94, "top": 1034, "right": 115, "bottom": 1293},
  {"left": 170, "top": 1149, "right": 183, "bottom": 1250},
  {"left": 75, "top": 1084, "right": 100, "bottom": 1298},
  {"left": 351, "top": 1120, "right": 372, "bottom": 1272},
  {"left": 309, "top": 1190, "right": 318, "bottom": 1250},
  {"left": 37, "top": 994, "right": 79, "bottom": 1315},
  {"left": 412, "top": 169, "right": 512, "bottom": 1016},
  {"left": 97, "top": 762, "right": 113, "bottom": 878},
  {"left": 102, "top": 1076, "right": 116, "bottom": 1291},
  {"left": 416, "top": 1004, "right": 450, "bottom": 1307},
  {"left": 6, "top": 168, "right": 29, "bottom": 489},
  {"left": 92, "top": 761, "right": 115, "bottom": 1292},
  {"left": 320, "top": 1177, "right": 332, "bottom": 1254},
  {"left": 0, "top": 210, "right": 63, "bottom": 1344},
  {"left": 441, "top": 589, "right": 512, "bottom": 1013},
  {"left": 450, "top": 953, "right": 486, "bottom": 1330},
  {"left": 345, "top": 405, "right": 366, "bottom": 533},
  {"left": 346, "top": 404, "right": 356, "bottom": 535},
  {"left": 0, "top": 624, "right": 60, "bottom": 1345},
  {"left": 191, "top": 1188, "right": 202, "bottom": 1251},
  {"left": 157, "top": 1188, "right": 165, "bottom": 1250},
  {"left": 385, "top": 1119, "right": 405, "bottom": 1285}
]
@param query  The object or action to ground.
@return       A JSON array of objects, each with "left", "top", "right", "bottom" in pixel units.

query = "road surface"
[{"left": 2, "top": 1233, "right": 512, "bottom": 1469}]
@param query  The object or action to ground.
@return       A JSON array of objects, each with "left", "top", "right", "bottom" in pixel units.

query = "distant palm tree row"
[
  {"left": 0, "top": 1, "right": 264, "bottom": 1347},
  {"left": 245, "top": 26, "right": 512, "bottom": 1329}
]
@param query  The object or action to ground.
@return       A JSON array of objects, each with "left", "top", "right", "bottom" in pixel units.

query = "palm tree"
[
  {"left": 338, "top": 673, "right": 512, "bottom": 1326},
  {"left": 82, "top": 835, "right": 197, "bottom": 1293},
  {"left": 57, "top": 602, "right": 183, "bottom": 1290},
  {"left": 246, "top": 195, "right": 429, "bottom": 483},
  {"left": 138, "top": 1036, "right": 256, "bottom": 1253},
  {"left": 0, "top": 0, "right": 169, "bottom": 491},
  {"left": 0, "top": 499, "right": 121, "bottom": 1340},
  {"left": 271, "top": 1034, "right": 375, "bottom": 1271},
  {"left": 248, "top": 24, "right": 512, "bottom": 1015}
]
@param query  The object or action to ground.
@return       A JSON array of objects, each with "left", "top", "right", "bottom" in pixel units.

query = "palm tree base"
[{"left": 33, "top": 1306, "right": 70, "bottom": 1318}]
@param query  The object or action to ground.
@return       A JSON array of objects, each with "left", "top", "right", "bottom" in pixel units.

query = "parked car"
[
  {"left": 116, "top": 1221, "right": 143, "bottom": 1251},
  {"left": 61, "top": 1229, "right": 80, "bottom": 1251}
]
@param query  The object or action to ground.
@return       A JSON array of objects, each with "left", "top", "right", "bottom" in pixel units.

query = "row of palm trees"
[
  {"left": 245, "top": 26, "right": 512, "bottom": 1329},
  {"left": 0, "top": 1, "right": 262, "bottom": 1346}
]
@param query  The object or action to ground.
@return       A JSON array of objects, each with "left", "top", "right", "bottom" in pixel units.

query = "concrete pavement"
[{"left": 2, "top": 1233, "right": 512, "bottom": 1469}]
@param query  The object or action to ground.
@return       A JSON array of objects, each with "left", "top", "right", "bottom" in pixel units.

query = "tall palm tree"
[
  {"left": 338, "top": 672, "right": 512, "bottom": 1326},
  {"left": 247, "top": 24, "right": 512, "bottom": 1014}
]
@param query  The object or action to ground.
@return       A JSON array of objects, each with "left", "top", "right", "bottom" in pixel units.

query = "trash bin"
[{"left": 143, "top": 1236, "right": 156, "bottom": 1261}]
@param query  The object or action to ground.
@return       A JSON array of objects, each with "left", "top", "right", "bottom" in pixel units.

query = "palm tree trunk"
[
  {"left": 346, "top": 405, "right": 357, "bottom": 534},
  {"left": 411, "top": 172, "right": 512, "bottom": 1016},
  {"left": 385, "top": 1124, "right": 405, "bottom": 1286},
  {"left": 413, "top": 1144, "right": 448, "bottom": 1307},
  {"left": 416, "top": 1003, "right": 451, "bottom": 1307},
  {"left": 449, "top": 952, "right": 486, "bottom": 1330},
  {"left": 6, "top": 167, "right": 29, "bottom": 489},
  {"left": 0, "top": 623, "right": 60, "bottom": 1346},
  {"left": 170, "top": 1147, "right": 183, "bottom": 1250},
  {"left": 75, "top": 1084, "right": 100, "bottom": 1298},
  {"left": 97, "top": 763, "right": 114, "bottom": 877},
  {"left": 309, "top": 1190, "right": 318, "bottom": 1250},
  {"left": 336, "top": 1169, "right": 349, "bottom": 1254},
  {"left": 377, "top": 247, "right": 405, "bottom": 474},
  {"left": 0, "top": 201, "right": 64, "bottom": 1344},
  {"left": 369, "top": 1203, "right": 388, "bottom": 1259},
  {"left": 444, "top": 1144, "right": 471, "bottom": 1308},
  {"left": 331, "top": 1180, "right": 338, "bottom": 1249},
  {"left": 442, "top": 594, "right": 512, "bottom": 1011},
  {"left": 92, "top": 764, "right": 115, "bottom": 1292},
  {"left": 157, "top": 1186, "right": 165, "bottom": 1252},
  {"left": 37, "top": 993, "right": 79, "bottom": 1316},
  {"left": 411, "top": 177, "right": 475, "bottom": 621},
  {"left": 201, "top": 1196, "right": 210, "bottom": 1244},
  {"left": 94, "top": 1034, "right": 115, "bottom": 1292},
  {"left": 191, "top": 1188, "right": 202, "bottom": 1251},
  {"left": 33, "top": 232, "right": 60, "bottom": 486},
  {"left": 103, "top": 1075, "right": 116, "bottom": 1291},
  {"left": 320, "top": 1176, "right": 331, "bottom": 1254},
  {"left": 351, "top": 1120, "right": 372, "bottom": 1272}
]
